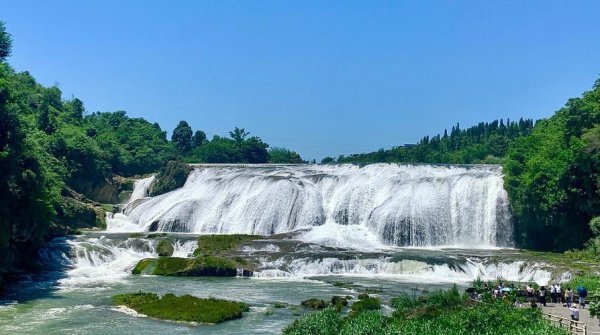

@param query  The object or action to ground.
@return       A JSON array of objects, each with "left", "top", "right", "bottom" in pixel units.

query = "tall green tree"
[
  {"left": 0, "top": 21, "right": 11, "bottom": 62},
  {"left": 192, "top": 130, "right": 206, "bottom": 147},
  {"left": 172, "top": 120, "right": 193, "bottom": 153}
]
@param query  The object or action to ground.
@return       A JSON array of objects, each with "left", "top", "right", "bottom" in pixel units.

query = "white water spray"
[{"left": 110, "top": 164, "right": 512, "bottom": 248}]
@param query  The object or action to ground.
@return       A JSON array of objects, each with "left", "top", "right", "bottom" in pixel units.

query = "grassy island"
[{"left": 113, "top": 292, "right": 248, "bottom": 324}]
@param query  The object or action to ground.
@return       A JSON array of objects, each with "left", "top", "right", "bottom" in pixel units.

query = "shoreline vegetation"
[{"left": 284, "top": 284, "right": 572, "bottom": 335}]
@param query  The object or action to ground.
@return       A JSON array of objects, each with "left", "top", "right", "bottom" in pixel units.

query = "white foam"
[
  {"left": 108, "top": 164, "right": 513, "bottom": 249},
  {"left": 253, "top": 257, "right": 553, "bottom": 285}
]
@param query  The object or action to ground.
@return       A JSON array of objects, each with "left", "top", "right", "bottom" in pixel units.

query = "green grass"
[
  {"left": 283, "top": 286, "right": 569, "bottom": 335},
  {"left": 113, "top": 292, "right": 248, "bottom": 324},
  {"left": 193, "top": 234, "right": 263, "bottom": 257},
  {"left": 132, "top": 256, "right": 237, "bottom": 276}
]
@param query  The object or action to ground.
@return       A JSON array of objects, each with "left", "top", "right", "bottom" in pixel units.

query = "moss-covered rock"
[
  {"left": 113, "top": 292, "right": 248, "bottom": 324},
  {"left": 148, "top": 161, "right": 192, "bottom": 196},
  {"left": 331, "top": 296, "right": 349, "bottom": 309},
  {"left": 351, "top": 297, "right": 381, "bottom": 314},
  {"left": 194, "top": 234, "right": 263, "bottom": 257},
  {"left": 132, "top": 256, "right": 238, "bottom": 276},
  {"left": 54, "top": 196, "right": 106, "bottom": 231},
  {"left": 156, "top": 239, "right": 174, "bottom": 257},
  {"left": 301, "top": 298, "right": 328, "bottom": 309}
]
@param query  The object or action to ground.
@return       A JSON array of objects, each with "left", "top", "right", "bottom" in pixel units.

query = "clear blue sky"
[{"left": 2, "top": 1, "right": 600, "bottom": 160}]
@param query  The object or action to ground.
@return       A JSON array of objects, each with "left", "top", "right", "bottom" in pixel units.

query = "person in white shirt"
[
  {"left": 550, "top": 284, "right": 557, "bottom": 303},
  {"left": 556, "top": 284, "right": 562, "bottom": 303},
  {"left": 570, "top": 305, "right": 580, "bottom": 321}
]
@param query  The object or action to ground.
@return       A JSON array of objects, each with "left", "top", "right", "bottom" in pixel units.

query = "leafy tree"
[
  {"left": 321, "top": 156, "right": 336, "bottom": 164},
  {"left": 172, "top": 120, "right": 193, "bottom": 153},
  {"left": 269, "top": 147, "right": 304, "bottom": 163},
  {"left": 192, "top": 130, "right": 206, "bottom": 147},
  {"left": 196, "top": 137, "right": 242, "bottom": 163},
  {"left": 229, "top": 127, "right": 249, "bottom": 145},
  {"left": 0, "top": 21, "right": 11, "bottom": 62}
]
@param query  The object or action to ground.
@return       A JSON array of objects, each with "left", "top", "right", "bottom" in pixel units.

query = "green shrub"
[
  {"left": 113, "top": 292, "right": 248, "bottom": 324},
  {"left": 563, "top": 275, "right": 600, "bottom": 294}
]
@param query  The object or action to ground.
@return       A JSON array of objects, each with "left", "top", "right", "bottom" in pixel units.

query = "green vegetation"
[
  {"left": 268, "top": 147, "right": 304, "bottom": 163},
  {"left": 563, "top": 275, "right": 600, "bottom": 294},
  {"left": 132, "top": 256, "right": 237, "bottom": 276},
  {"left": 155, "top": 239, "right": 174, "bottom": 257},
  {"left": 283, "top": 286, "right": 568, "bottom": 335},
  {"left": 112, "top": 292, "right": 248, "bottom": 324},
  {"left": 329, "top": 118, "right": 534, "bottom": 165},
  {"left": 148, "top": 160, "right": 191, "bottom": 196},
  {"left": 504, "top": 81, "right": 600, "bottom": 251},
  {"left": 350, "top": 297, "right": 381, "bottom": 314},
  {"left": 194, "top": 234, "right": 262, "bottom": 257}
]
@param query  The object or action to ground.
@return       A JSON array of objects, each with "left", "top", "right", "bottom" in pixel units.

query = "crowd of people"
[{"left": 472, "top": 282, "right": 589, "bottom": 322}]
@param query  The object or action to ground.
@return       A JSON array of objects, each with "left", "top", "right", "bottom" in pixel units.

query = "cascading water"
[{"left": 110, "top": 164, "right": 513, "bottom": 248}]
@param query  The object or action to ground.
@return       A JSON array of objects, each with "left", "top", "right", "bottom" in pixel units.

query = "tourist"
[
  {"left": 570, "top": 304, "right": 580, "bottom": 321},
  {"left": 526, "top": 284, "right": 534, "bottom": 298},
  {"left": 550, "top": 284, "right": 557, "bottom": 303},
  {"left": 566, "top": 288, "right": 574, "bottom": 307},
  {"left": 556, "top": 284, "right": 562, "bottom": 303},
  {"left": 578, "top": 286, "right": 587, "bottom": 308},
  {"left": 539, "top": 286, "right": 547, "bottom": 307}
]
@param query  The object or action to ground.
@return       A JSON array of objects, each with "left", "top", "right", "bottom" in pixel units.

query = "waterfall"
[
  {"left": 109, "top": 164, "right": 513, "bottom": 248},
  {"left": 252, "top": 257, "right": 553, "bottom": 285},
  {"left": 128, "top": 175, "right": 155, "bottom": 203}
]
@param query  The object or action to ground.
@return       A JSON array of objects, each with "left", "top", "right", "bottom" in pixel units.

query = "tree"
[
  {"left": 172, "top": 120, "right": 193, "bottom": 153},
  {"left": 269, "top": 147, "right": 304, "bottom": 163},
  {"left": 241, "top": 136, "right": 269, "bottom": 163},
  {"left": 229, "top": 127, "right": 249, "bottom": 145},
  {"left": 192, "top": 130, "right": 206, "bottom": 147},
  {"left": 71, "top": 98, "right": 84, "bottom": 119},
  {"left": 0, "top": 21, "right": 11, "bottom": 62}
]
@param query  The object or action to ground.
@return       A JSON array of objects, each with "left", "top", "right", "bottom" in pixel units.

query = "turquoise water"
[
  {"left": 0, "top": 274, "right": 456, "bottom": 334},
  {"left": 0, "top": 232, "right": 554, "bottom": 334}
]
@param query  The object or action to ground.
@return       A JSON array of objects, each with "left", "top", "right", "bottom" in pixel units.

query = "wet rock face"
[
  {"left": 156, "top": 239, "right": 174, "bottom": 257},
  {"left": 55, "top": 196, "right": 106, "bottom": 231}
]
